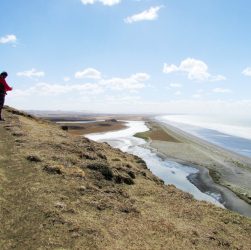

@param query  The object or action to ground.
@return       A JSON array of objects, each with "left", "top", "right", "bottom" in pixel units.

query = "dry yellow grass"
[{"left": 0, "top": 107, "right": 251, "bottom": 249}]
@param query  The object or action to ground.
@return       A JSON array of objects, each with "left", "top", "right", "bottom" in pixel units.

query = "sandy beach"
[{"left": 143, "top": 119, "right": 251, "bottom": 217}]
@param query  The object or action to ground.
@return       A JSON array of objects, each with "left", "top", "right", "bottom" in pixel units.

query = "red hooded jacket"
[{"left": 0, "top": 77, "right": 12, "bottom": 94}]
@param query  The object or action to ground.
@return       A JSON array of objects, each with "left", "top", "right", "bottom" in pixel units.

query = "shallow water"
[
  {"left": 86, "top": 121, "right": 223, "bottom": 207},
  {"left": 157, "top": 115, "right": 251, "bottom": 158}
]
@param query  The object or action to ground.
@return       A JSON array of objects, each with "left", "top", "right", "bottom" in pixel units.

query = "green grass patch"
[
  {"left": 208, "top": 169, "right": 221, "bottom": 183},
  {"left": 134, "top": 132, "right": 150, "bottom": 141}
]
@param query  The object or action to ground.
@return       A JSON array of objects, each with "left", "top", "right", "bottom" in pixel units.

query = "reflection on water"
[{"left": 86, "top": 121, "right": 223, "bottom": 206}]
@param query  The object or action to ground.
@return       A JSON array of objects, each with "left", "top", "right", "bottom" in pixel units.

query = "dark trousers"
[
  {"left": 0, "top": 93, "right": 5, "bottom": 108},
  {"left": 0, "top": 93, "right": 5, "bottom": 119}
]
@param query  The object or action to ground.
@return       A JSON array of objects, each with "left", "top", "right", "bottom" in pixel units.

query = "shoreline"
[
  {"left": 143, "top": 118, "right": 251, "bottom": 217},
  {"left": 56, "top": 117, "right": 251, "bottom": 217}
]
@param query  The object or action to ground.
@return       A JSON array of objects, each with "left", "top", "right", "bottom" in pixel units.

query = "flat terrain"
[
  {"left": 139, "top": 120, "right": 251, "bottom": 213},
  {"left": 135, "top": 122, "right": 179, "bottom": 142},
  {"left": 0, "top": 107, "right": 251, "bottom": 249},
  {"left": 58, "top": 120, "right": 127, "bottom": 136}
]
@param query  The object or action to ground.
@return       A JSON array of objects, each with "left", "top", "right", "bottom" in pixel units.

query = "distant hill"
[{"left": 0, "top": 106, "right": 251, "bottom": 249}]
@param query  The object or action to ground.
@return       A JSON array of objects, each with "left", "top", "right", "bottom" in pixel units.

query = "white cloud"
[
  {"left": 170, "top": 83, "right": 182, "bottom": 88},
  {"left": 242, "top": 67, "right": 251, "bottom": 76},
  {"left": 100, "top": 73, "right": 150, "bottom": 91},
  {"left": 163, "top": 58, "right": 226, "bottom": 82},
  {"left": 131, "top": 73, "right": 150, "bottom": 81},
  {"left": 213, "top": 88, "right": 232, "bottom": 93},
  {"left": 12, "top": 71, "right": 150, "bottom": 99},
  {"left": 0, "top": 34, "right": 17, "bottom": 44},
  {"left": 81, "top": 0, "right": 121, "bottom": 6},
  {"left": 74, "top": 68, "right": 149, "bottom": 90},
  {"left": 17, "top": 68, "right": 45, "bottom": 78},
  {"left": 75, "top": 68, "right": 101, "bottom": 79},
  {"left": 163, "top": 64, "right": 179, "bottom": 74},
  {"left": 124, "top": 6, "right": 163, "bottom": 23}
]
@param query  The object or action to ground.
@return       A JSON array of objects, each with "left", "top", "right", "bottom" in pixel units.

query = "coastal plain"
[{"left": 136, "top": 120, "right": 251, "bottom": 216}]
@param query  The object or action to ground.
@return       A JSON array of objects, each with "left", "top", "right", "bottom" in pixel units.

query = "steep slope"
[{"left": 0, "top": 107, "right": 251, "bottom": 249}]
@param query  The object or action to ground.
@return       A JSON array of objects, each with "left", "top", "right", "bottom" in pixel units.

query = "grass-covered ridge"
[{"left": 0, "top": 106, "right": 251, "bottom": 249}]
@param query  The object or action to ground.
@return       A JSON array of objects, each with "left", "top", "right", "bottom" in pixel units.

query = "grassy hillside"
[{"left": 0, "top": 107, "right": 251, "bottom": 249}]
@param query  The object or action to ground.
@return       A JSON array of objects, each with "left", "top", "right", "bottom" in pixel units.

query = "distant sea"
[{"left": 156, "top": 115, "right": 251, "bottom": 158}]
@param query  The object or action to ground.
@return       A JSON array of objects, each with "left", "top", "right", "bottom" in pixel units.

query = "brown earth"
[
  {"left": 0, "top": 107, "right": 251, "bottom": 249},
  {"left": 59, "top": 121, "right": 127, "bottom": 136}
]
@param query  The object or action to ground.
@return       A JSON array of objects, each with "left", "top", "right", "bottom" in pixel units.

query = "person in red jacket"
[{"left": 0, "top": 72, "right": 13, "bottom": 121}]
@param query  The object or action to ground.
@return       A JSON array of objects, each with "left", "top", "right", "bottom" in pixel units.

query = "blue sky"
[{"left": 1, "top": 0, "right": 251, "bottom": 114}]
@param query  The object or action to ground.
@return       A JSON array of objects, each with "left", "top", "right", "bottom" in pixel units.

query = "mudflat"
[
  {"left": 59, "top": 120, "right": 127, "bottom": 136},
  {"left": 140, "top": 120, "right": 251, "bottom": 216},
  {"left": 56, "top": 115, "right": 146, "bottom": 136}
]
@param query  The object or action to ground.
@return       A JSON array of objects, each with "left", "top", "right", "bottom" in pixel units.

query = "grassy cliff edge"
[{"left": 0, "top": 107, "right": 251, "bottom": 249}]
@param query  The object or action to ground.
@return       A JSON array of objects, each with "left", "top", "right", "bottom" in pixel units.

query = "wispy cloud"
[
  {"left": 163, "top": 58, "right": 226, "bottom": 82},
  {"left": 124, "top": 6, "right": 163, "bottom": 24},
  {"left": 169, "top": 83, "right": 182, "bottom": 88},
  {"left": 75, "top": 68, "right": 102, "bottom": 79},
  {"left": 17, "top": 69, "right": 45, "bottom": 78},
  {"left": 0, "top": 34, "right": 17, "bottom": 44},
  {"left": 213, "top": 88, "right": 232, "bottom": 93},
  {"left": 242, "top": 67, "right": 251, "bottom": 76},
  {"left": 81, "top": 0, "right": 121, "bottom": 6}
]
